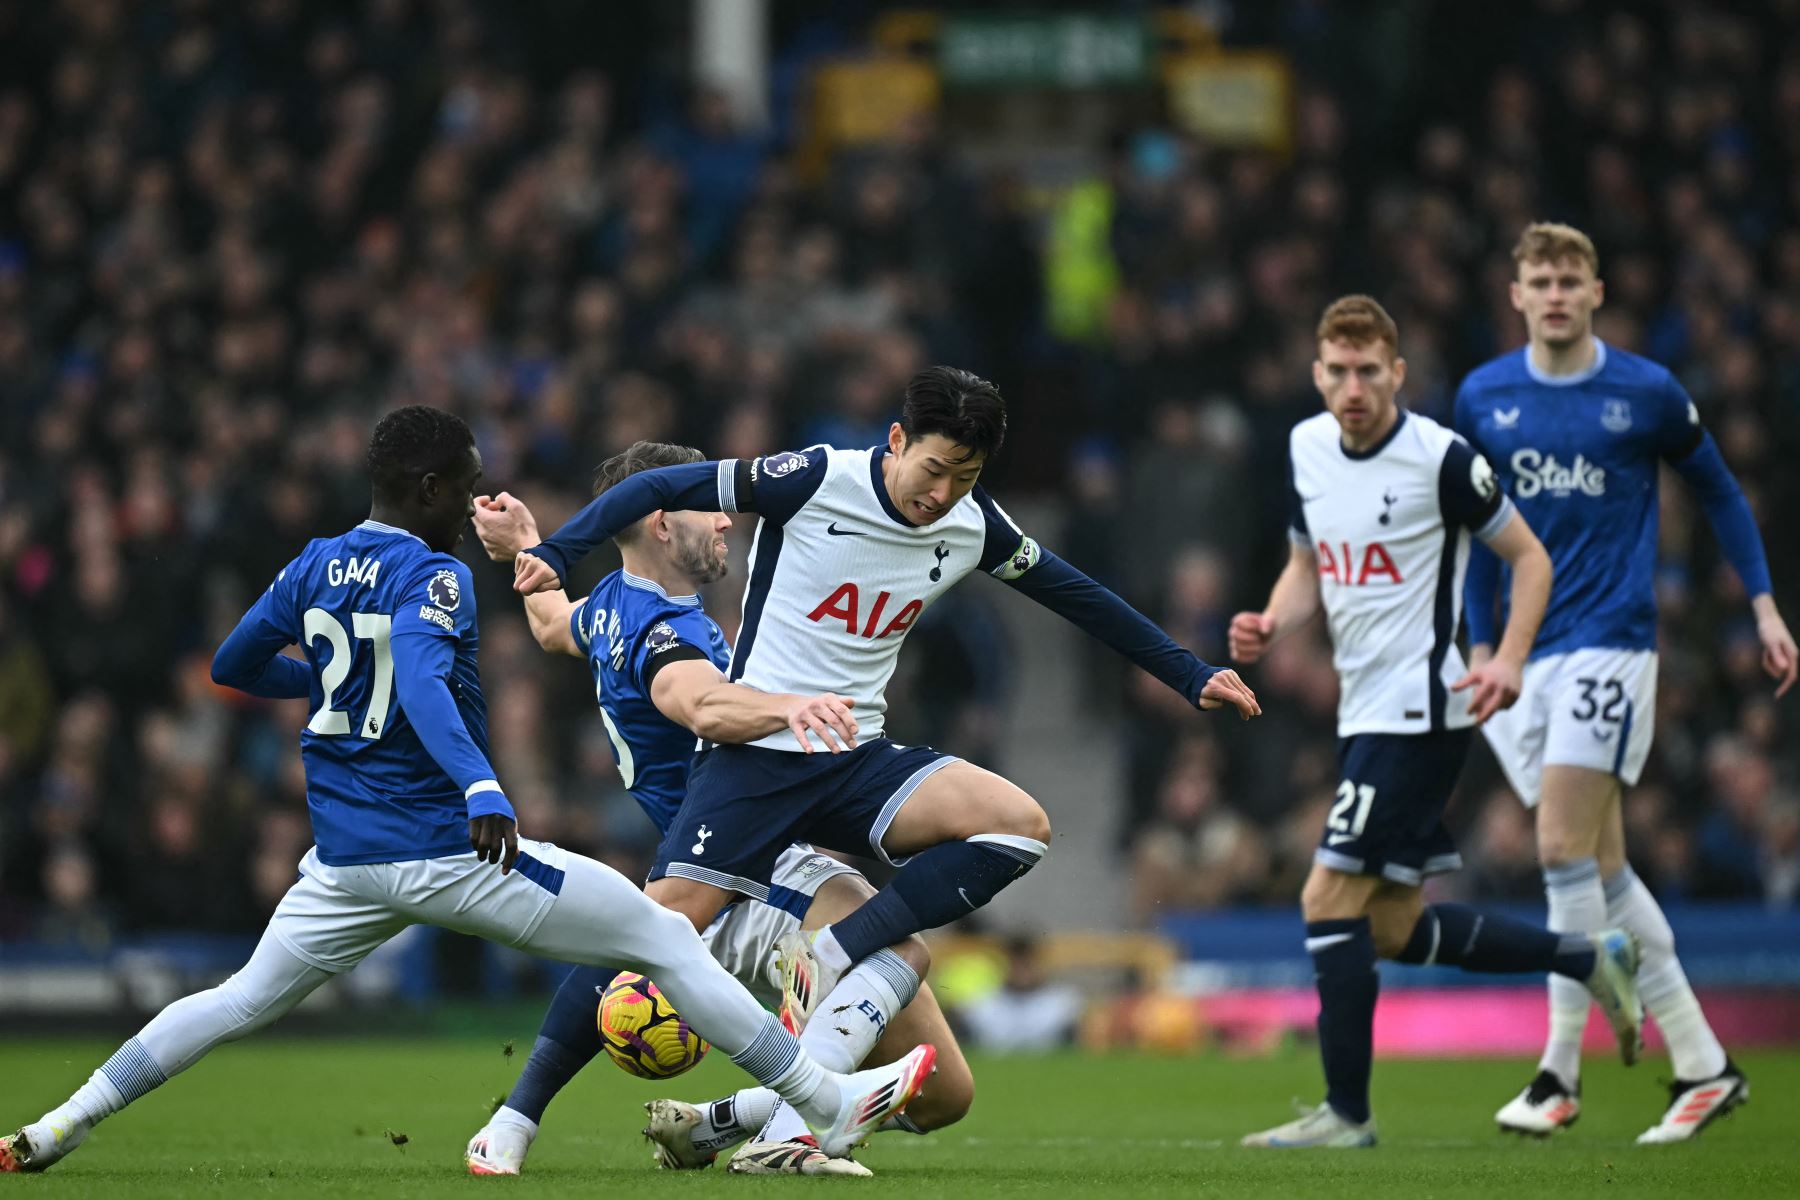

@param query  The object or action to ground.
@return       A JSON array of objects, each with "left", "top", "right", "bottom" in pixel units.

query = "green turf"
[{"left": 3, "top": 1038, "right": 1792, "bottom": 1196}]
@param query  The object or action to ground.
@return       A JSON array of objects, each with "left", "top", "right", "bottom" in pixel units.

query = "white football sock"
[
  {"left": 1540, "top": 857, "right": 1605, "bottom": 1089},
  {"left": 1605, "top": 866, "right": 1727, "bottom": 1081},
  {"left": 800, "top": 949, "right": 922, "bottom": 1073},
  {"left": 702, "top": 948, "right": 922, "bottom": 1145}
]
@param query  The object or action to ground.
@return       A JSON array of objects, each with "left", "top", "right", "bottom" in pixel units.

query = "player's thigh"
[
  {"left": 1482, "top": 658, "right": 1554, "bottom": 807},
  {"left": 879, "top": 760, "right": 1050, "bottom": 859},
  {"left": 1536, "top": 765, "right": 1620, "bottom": 866},
  {"left": 864, "top": 981, "right": 974, "bottom": 1130},
  {"left": 268, "top": 848, "right": 412, "bottom": 974},
  {"left": 1311, "top": 731, "right": 1469, "bottom": 908}
]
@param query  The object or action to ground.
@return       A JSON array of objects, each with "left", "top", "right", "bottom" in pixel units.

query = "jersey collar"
[
  {"left": 1339, "top": 409, "right": 1407, "bottom": 461},
  {"left": 356, "top": 518, "right": 428, "bottom": 547},
  {"left": 867, "top": 445, "right": 923, "bottom": 529},
  {"left": 621, "top": 570, "right": 701, "bottom": 607},
  {"left": 1523, "top": 337, "right": 1607, "bottom": 386}
]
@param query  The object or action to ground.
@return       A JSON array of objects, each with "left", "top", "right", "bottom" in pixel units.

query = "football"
[{"left": 597, "top": 972, "right": 710, "bottom": 1079}]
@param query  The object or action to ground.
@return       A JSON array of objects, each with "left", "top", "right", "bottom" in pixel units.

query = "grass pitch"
[{"left": 3, "top": 1037, "right": 1793, "bottom": 1197}]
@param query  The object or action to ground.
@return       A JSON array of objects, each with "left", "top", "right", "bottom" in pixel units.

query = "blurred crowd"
[{"left": 2, "top": 0, "right": 1798, "bottom": 951}]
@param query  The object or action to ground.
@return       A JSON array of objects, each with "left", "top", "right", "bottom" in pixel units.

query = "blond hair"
[
  {"left": 1316, "top": 294, "right": 1399, "bottom": 355},
  {"left": 1511, "top": 222, "right": 1599, "bottom": 275}
]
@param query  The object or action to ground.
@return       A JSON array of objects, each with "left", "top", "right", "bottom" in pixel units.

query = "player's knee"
[
  {"left": 1370, "top": 921, "right": 1413, "bottom": 960},
  {"left": 997, "top": 798, "right": 1050, "bottom": 845},
  {"left": 1535, "top": 835, "right": 1594, "bottom": 870}
]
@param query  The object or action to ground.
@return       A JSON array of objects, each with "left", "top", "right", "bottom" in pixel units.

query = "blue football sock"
[
  {"left": 1308, "top": 917, "right": 1378, "bottom": 1126},
  {"left": 1396, "top": 904, "right": 1595, "bottom": 980},
  {"left": 830, "top": 835, "right": 1045, "bottom": 964},
  {"left": 504, "top": 965, "right": 615, "bottom": 1123}
]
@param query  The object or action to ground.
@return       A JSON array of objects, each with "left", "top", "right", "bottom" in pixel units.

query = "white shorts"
[
  {"left": 702, "top": 845, "right": 862, "bottom": 1007},
  {"left": 1481, "top": 647, "right": 1658, "bottom": 808},
  {"left": 270, "top": 841, "right": 572, "bottom": 972}
]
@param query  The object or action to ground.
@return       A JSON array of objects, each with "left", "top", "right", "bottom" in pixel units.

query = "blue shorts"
[
  {"left": 649, "top": 738, "right": 957, "bottom": 897},
  {"left": 1314, "top": 730, "right": 1472, "bottom": 886}
]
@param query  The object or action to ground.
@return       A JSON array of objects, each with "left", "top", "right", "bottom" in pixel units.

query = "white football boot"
[
  {"left": 1583, "top": 928, "right": 1645, "bottom": 1065},
  {"left": 775, "top": 930, "right": 846, "bottom": 1034},
  {"left": 464, "top": 1114, "right": 535, "bottom": 1176},
  {"left": 728, "top": 1135, "right": 873, "bottom": 1176},
  {"left": 1495, "top": 1069, "right": 1581, "bottom": 1136},
  {"left": 642, "top": 1099, "right": 724, "bottom": 1169},
  {"left": 1636, "top": 1061, "right": 1749, "bottom": 1145},
  {"left": 0, "top": 1120, "right": 89, "bottom": 1173},
  {"left": 1241, "top": 1101, "right": 1377, "bottom": 1148},
  {"left": 808, "top": 1043, "right": 936, "bottom": 1159}
]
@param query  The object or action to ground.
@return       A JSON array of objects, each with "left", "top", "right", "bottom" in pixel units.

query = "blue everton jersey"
[
  {"left": 571, "top": 570, "right": 730, "bottom": 834},
  {"left": 1455, "top": 342, "right": 1704, "bottom": 657},
  {"left": 241, "top": 520, "right": 491, "bottom": 865}
]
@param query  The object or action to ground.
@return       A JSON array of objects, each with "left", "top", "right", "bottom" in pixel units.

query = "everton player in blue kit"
[
  {"left": 1232, "top": 297, "right": 1641, "bottom": 1149},
  {"left": 463, "top": 442, "right": 974, "bottom": 1177},
  {"left": 1458, "top": 224, "right": 1798, "bottom": 1143},
  {"left": 0, "top": 409, "right": 932, "bottom": 1175},
  {"left": 509, "top": 368, "right": 1261, "bottom": 1035}
]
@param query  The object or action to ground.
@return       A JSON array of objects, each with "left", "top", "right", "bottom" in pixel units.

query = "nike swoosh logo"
[
  {"left": 826, "top": 522, "right": 866, "bottom": 536},
  {"left": 958, "top": 887, "right": 977, "bottom": 909},
  {"left": 1326, "top": 833, "right": 1355, "bottom": 846}
]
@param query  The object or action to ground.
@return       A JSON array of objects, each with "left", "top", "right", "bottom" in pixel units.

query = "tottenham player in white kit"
[
  {"left": 0, "top": 409, "right": 932, "bottom": 1175},
  {"left": 464, "top": 444, "right": 974, "bottom": 1177},
  {"left": 1459, "top": 224, "right": 1797, "bottom": 1142},
  {"left": 1231, "top": 298, "right": 1643, "bottom": 1149},
  {"left": 512, "top": 366, "right": 1260, "bottom": 1032}
]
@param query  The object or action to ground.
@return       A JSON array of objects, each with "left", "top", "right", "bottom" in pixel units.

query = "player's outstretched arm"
[
  {"left": 391, "top": 601, "right": 518, "bottom": 873},
  {"left": 1452, "top": 512, "right": 1551, "bottom": 723},
  {"left": 473, "top": 493, "right": 580, "bottom": 657},
  {"left": 210, "top": 576, "right": 312, "bottom": 699},
  {"left": 1228, "top": 540, "right": 1322, "bottom": 665},
  {"left": 649, "top": 658, "right": 861, "bottom": 753},
  {"left": 515, "top": 461, "right": 728, "bottom": 594},
  {"left": 1002, "top": 547, "right": 1260, "bottom": 720}
]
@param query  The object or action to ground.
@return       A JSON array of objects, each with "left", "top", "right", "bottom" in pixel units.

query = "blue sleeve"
[
  {"left": 211, "top": 564, "right": 312, "bottom": 699},
  {"left": 525, "top": 450, "right": 828, "bottom": 582},
  {"left": 1670, "top": 432, "right": 1774, "bottom": 599},
  {"left": 390, "top": 559, "right": 513, "bottom": 821},
  {"left": 1654, "top": 373, "right": 1707, "bottom": 462},
  {"left": 1001, "top": 547, "right": 1220, "bottom": 706},
  {"left": 1463, "top": 542, "right": 1502, "bottom": 648}
]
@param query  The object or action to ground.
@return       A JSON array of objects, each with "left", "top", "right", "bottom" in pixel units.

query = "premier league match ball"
[{"left": 598, "top": 972, "right": 710, "bottom": 1079}]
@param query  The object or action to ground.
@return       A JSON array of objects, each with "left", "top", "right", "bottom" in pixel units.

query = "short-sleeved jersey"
[
  {"left": 242, "top": 520, "right": 490, "bottom": 865},
  {"left": 571, "top": 569, "right": 730, "bottom": 832},
  {"left": 1290, "top": 410, "right": 1513, "bottom": 736},
  {"left": 1455, "top": 341, "right": 1704, "bottom": 658},
  {"left": 714, "top": 445, "right": 1037, "bottom": 750}
]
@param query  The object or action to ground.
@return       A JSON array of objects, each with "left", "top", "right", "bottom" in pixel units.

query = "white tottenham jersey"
[
  {"left": 718, "top": 445, "right": 1039, "bottom": 750},
  {"left": 1288, "top": 410, "right": 1514, "bottom": 737}
]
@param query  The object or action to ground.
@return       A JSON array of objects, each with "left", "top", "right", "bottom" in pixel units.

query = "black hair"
[
  {"left": 367, "top": 406, "right": 475, "bottom": 502},
  {"left": 899, "top": 366, "right": 1007, "bottom": 464},
  {"left": 592, "top": 440, "right": 705, "bottom": 543}
]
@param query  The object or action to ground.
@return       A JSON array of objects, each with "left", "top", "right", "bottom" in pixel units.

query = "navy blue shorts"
[
  {"left": 649, "top": 738, "right": 957, "bottom": 897},
  {"left": 1314, "top": 729, "right": 1473, "bottom": 886}
]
